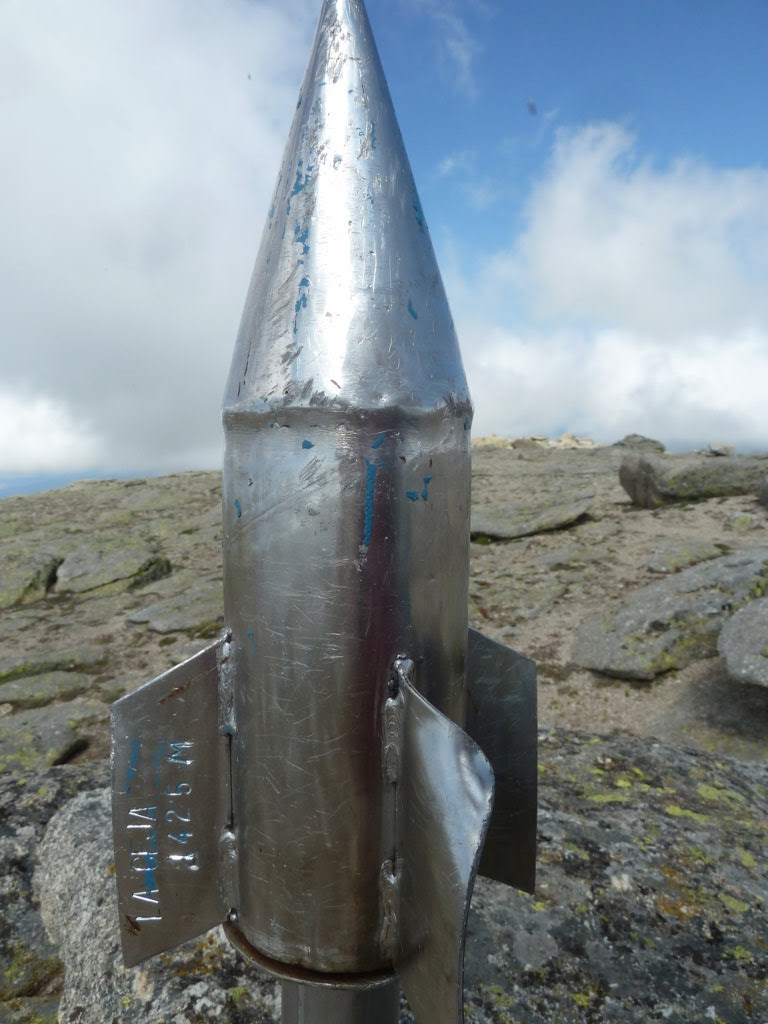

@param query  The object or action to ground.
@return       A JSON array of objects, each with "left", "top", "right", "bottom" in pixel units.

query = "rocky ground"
[{"left": 0, "top": 438, "right": 766, "bottom": 1022}]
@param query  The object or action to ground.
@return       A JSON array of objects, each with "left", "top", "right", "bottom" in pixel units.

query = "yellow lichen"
[
  {"left": 718, "top": 894, "right": 750, "bottom": 914},
  {"left": 664, "top": 804, "right": 709, "bottom": 824}
]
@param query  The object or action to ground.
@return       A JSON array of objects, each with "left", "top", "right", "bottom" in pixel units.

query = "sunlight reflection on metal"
[{"left": 110, "top": 2, "right": 536, "bottom": 1022}]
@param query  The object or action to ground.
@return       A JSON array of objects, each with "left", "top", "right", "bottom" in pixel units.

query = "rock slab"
[
  {"left": 620, "top": 453, "right": 768, "bottom": 508},
  {"left": 573, "top": 548, "right": 768, "bottom": 681}
]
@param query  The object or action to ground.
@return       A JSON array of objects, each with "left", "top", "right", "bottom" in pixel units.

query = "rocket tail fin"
[
  {"left": 393, "top": 672, "right": 494, "bottom": 1024},
  {"left": 466, "top": 628, "right": 537, "bottom": 894},
  {"left": 110, "top": 637, "right": 234, "bottom": 967}
]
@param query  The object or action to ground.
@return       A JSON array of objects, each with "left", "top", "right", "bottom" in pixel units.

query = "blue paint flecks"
[
  {"left": 408, "top": 299, "right": 418, "bottom": 320},
  {"left": 294, "top": 225, "right": 310, "bottom": 255},
  {"left": 234, "top": 499, "right": 242, "bottom": 518},
  {"left": 144, "top": 836, "right": 158, "bottom": 893},
  {"left": 407, "top": 476, "right": 433, "bottom": 503},
  {"left": 371, "top": 430, "right": 391, "bottom": 450},
  {"left": 290, "top": 160, "right": 313, "bottom": 199},
  {"left": 302, "top": 439, "right": 314, "bottom": 450},
  {"left": 363, "top": 459, "right": 380, "bottom": 547},
  {"left": 413, "top": 199, "right": 424, "bottom": 227},
  {"left": 246, "top": 630, "right": 258, "bottom": 656},
  {"left": 293, "top": 275, "right": 310, "bottom": 335},
  {"left": 125, "top": 738, "right": 141, "bottom": 796}
]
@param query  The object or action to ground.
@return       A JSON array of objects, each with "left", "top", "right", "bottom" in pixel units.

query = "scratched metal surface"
[
  {"left": 394, "top": 666, "right": 494, "bottom": 1024},
  {"left": 110, "top": 640, "right": 233, "bottom": 966},
  {"left": 221, "top": 0, "right": 472, "bottom": 974}
]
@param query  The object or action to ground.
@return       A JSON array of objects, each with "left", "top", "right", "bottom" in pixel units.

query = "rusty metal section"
[
  {"left": 466, "top": 628, "right": 537, "bottom": 894},
  {"left": 110, "top": 637, "right": 233, "bottom": 966}
]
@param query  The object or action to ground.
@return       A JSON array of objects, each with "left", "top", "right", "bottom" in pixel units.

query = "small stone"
[
  {"left": 724, "top": 512, "right": 764, "bottom": 533},
  {"left": 707, "top": 443, "right": 735, "bottom": 457}
]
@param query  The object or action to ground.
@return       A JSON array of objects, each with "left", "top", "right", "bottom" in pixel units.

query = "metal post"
[{"left": 281, "top": 980, "right": 400, "bottom": 1024}]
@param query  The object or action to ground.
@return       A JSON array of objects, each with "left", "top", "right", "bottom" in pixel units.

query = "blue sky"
[{"left": 2, "top": 0, "right": 767, "bottom": 495}]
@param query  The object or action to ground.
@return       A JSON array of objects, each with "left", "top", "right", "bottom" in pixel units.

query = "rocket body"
[
  {"left": 110, "top": 2, "right": 536, "bottom": 1020},
  {"left": 222, "top": 0, "right": 471, "bottom": 972}
]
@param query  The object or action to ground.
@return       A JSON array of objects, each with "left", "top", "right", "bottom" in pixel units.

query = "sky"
[{"left": 2, "top": 0, "right": 767, "bottom": 495}]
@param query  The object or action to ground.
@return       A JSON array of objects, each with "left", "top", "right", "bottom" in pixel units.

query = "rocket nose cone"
[{"left": 224, "top": 0, "right": 471, "bottom": 417}]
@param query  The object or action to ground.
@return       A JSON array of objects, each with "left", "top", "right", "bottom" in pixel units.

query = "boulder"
[
  {"left": 0, "top": 546, "right": 63, "bottom": 609},
  {"left": 0, "top": 764, "right": 106, "bottom": 1012},
  {"left": 0, "top": 702, "right": 107, "bottom": 773},
  {"left": 28, "top": 731, "right": 768, "bottom": 1024},
  {"left": 718, "top": 598, "right": 768, "bottom": 688},
  {"left": 572, "top": 548, "right": 768, "bottom": 680},
  {"left": 612, "top": 433, "right": 666, "bottom": 453},
  {"left": 619, "top": 453, "right": 768, "bottom": 508}
]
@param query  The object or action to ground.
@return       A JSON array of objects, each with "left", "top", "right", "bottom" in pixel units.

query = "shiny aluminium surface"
[
  {"left": 281, "top": 980, "right": 400, "bottom": 1023},
  {"left": 222, "top": 0, "right": 473, "bottom": 973},
  {"left": 110, "top": 639, "right": 234, "bottom": 967},
  {"left": 393, "top": 665, "right": 494, "bottom": 1024},
  {"left": 110, "top": 0, "right": 537, "bottom": 1015}
]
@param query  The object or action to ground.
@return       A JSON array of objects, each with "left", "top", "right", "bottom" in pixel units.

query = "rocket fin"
[
  {"left": 110, "top": 637, "right": 234, "bottom": 966},
  {"left": 394, "top": 673, "right": 494, "bottom": 1024},
  {"left": 466, "top": 628, "right": 537, "bottom": 894}
]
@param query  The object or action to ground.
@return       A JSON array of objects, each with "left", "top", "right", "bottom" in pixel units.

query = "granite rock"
[
  {"left": 28, "top": 731, "right": 768, "bottom": 1024},
  {"left": 718, "top": 598, "right": 768, "bottom": 689},
  {"left": 0, "top": 702, "right": 107, "bottom": 773},
  {"left": 471, "top": 494, "right": 594, "bottom": 542},
  {"left": 620, "top": 453, "right": 768, "bottom": 508},
  {"left": 0, "top": 763, "right": 107, "bottom": 1017},
  {"left": 612, "top": 433, "right": 666, "bottom": 453},
  {"left": 572, "top": 548, "right": 768, "bottom": 681}
]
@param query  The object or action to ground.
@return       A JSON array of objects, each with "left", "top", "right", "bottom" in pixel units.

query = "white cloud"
[
  {"left": 0, "top": 0, "right": 313, "bottom": 474},
  {"left": 454, "top": 122, "right": 768, "bottom": 449},
  {"left": 400, "top": 0, "right": 483, "bottom": 97},
  {"left": 515, "top": 123, "right": 768, "bottom": 335},
  {"left": 0, "top": 391, "right": 103, "bottom": 472},
  {"left": 463, "top": 325, "right": 768, "bottom": 449}
]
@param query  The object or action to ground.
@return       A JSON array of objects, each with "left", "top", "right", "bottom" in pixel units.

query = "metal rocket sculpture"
[{"left": 110, "top": 2, "right": 536, "bottom": 1022}]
